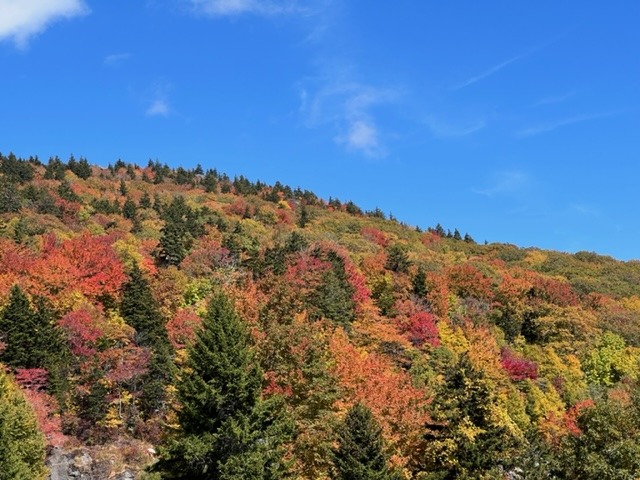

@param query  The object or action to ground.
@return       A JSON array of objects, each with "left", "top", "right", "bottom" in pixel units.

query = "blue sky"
[{"left": 1, "top": 1, "right": 639, "bottom": 260}]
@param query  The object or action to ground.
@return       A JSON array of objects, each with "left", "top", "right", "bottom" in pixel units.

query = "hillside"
[{"left": 1, "top": 152, "right": 640, "bottom": 479}]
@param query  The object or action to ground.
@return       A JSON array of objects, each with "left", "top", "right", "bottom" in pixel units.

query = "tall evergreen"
[
  {"left": 154, "top": 291, "right": 291, "bottom": 479},
  {"left": 120, "top": 265, "right": 174, "bottom": 416},
  {"left": 332, "top": 403, "right": 399, "bottom": 480},
  {"left": 0, "top": 286, "right": 65, "bottom": 370}
]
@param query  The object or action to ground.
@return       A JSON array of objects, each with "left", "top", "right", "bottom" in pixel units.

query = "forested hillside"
[{"left": 2, "top": 152, "right": 640, "bottom": 479}]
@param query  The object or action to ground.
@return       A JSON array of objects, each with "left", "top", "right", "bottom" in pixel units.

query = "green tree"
[
  {"left": 385, "top": 244, "right": 410, "bottom": 273},
  {"left": 120, "top": 265, "right": 174, "bottom": 416},
  {"left": 154, "top": 292, "right": 291, "bottom": 479},
  {"left": 0, "top": 286, "right": 65, "bottom": 370},
  {"left": 0, "top": 368, "right": 47, "bottom": 480},
  {"left": 419, "top": 353, "right": 520, "bottom": 479},
  {"left": 332, "top": 403, "right": 399, "bottom": 480}
]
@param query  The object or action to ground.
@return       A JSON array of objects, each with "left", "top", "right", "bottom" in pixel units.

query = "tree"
[
  {"left": 120, "top": 265, "right": 174, "bottom": 416},
  {"left": 153, "top": 292, "right": 291, "bottom": 479},
  {"left": 0, "top": 368, "right": 47, "bottom": 480},
  {"left": 332, "top": 403, "right": 399, "bottom": 480},
  {"left": 0, "top": 286, "right": 65, "bottom": 371}
]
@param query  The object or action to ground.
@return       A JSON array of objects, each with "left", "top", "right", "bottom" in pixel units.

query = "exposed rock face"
[{"left": 47, "top": 446, "right": 147, "bottom": 480}]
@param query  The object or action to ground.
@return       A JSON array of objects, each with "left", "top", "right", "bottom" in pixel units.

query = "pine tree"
[
  {"left": 0, "top": 368, "right": 47, "bottom": 480},
  {"left": 153, "top": 292, "right": 291, "bottom": 479},
  {"left": 332, "top": 403, "right": 399, "bottom": 480}
]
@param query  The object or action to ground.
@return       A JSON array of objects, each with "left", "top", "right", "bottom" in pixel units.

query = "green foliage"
[
  {"left": 0, "top": 286, "right": 66, "bottom": 370},
  {"left": 555, "top": 396, "right": 640, "bottom": 479},
  {"left": 385, "top": 244, "right": 410, "bottom": 273},
  {"left": 0, "top": 368, "right": 47, "bottom": 480},
  {"left": 419, "top": 354, "right": 520, "bottom": 479},
  {"left": 332, "top": 403, "right": 400, "bottom": 480},
  {"left": 0, "top": 179, "right": 22, "bottom": 213},
  {"left": 154, "top": 292, "right": 291, "bottom": 479},
  {"left": 121, "top": 265, "right": 174, "bottom": 416},
  {"left": 582, "top": 332, "right": 634, "bottom": 386},
  {"left": 0, "top": 153, "right": 34, "bottom": 184}
]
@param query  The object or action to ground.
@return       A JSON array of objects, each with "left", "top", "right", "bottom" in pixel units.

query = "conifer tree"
[
  {"left": 120, "top": 265, "right": 174, "bottom": 416},
  {"left": 0, "top": 286, "right": 65, "bottom": 370},
  {"left": 154, "top": 291, "right": 291, "bottom": 479},
  {"left": 332, "top": 403, "right": 399, "bottom": 480},
  {"left": 0, "top": 368, "right": 47, "bottom": 480}
]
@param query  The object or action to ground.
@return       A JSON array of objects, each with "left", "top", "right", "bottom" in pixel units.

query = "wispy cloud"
[
  {"left": 189, "top": 0, "right": 304, "bottom": 16},
  {"left": 425, "top": 116, "right": 486, "bottom": 138},
  {"left": 104, "top": 53, "right": 131, "bottom": 67},
  {"left": 516, "top": 111, "right": 619, "bottom": 138},
  {"left": 533, "top": 90, "right": 580, "bottom": 107},
  {"left": 474, "top": 171, "right": 530, "bottom": 197},
  {"left": 0, "top": 0, "right": 88, "bottom": 49},
  {"left": 300, "top": 79, "right": 399, "bottom": 158},
  {"left": 145, "top": 81, "right": 172, "bottom": 117},
  {"left": 451, "top": 52, "right": 527, "bottom": 91}
]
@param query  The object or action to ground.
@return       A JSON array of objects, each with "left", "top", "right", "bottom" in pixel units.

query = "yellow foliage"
[
  {"left": 437, "top": 321, "right": 469, "bottom": 357},
  {"left": 523, "top": 250, "right": 548, "bottom": 267}
]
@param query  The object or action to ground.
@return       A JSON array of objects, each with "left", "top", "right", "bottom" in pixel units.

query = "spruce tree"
[
  {"left": 120, "top": 265, "right": 174, "bottom": 416},
  {"left": 0, "top": 286, "right": 65, "bottom": 370},
  {"left": 332, "top": 403, "right": 399, "bottom": 480},
  {"left": 154, "top": 291, "right": 291, "bottom": 479}
]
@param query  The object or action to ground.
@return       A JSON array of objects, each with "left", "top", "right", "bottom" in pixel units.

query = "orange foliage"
[
  {"left": 28, "top": 232, "right": 125, "bottom": 306},
  {"left": 329, "top": 329, "right": 431, "bottom": 465},
  {"left": 447, "top": 263, "right": 494, "bottom": 301}
]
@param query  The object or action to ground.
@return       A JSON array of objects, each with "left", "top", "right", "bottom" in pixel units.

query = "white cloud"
[
  {"left": 145, "top": 81, "right": 173, "bottom": 117},
  {"left": 0, "top": 0, "right": 88, "bottom": 48},
  {"left": 104, "top": 53, "right": 131, "bottom": 67},
  {"left": 189, "top": 0, "right": 301, "bottom": 16},
  {"left": 516, "top": 111, "right": 619, "bottom": 138},
  {"left": 146, "top": 99, "right": 170, "bottom": 117},
  {"left": 336, "top": 119, "right": 382, "bottom": 157},
  {"left": 300, "top": 80, "right": 397, "bottom": 157}
]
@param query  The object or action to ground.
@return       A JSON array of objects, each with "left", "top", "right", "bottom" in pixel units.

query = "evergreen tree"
[
  {"left": 0, "top": 286, "right": 65, "bottom": 370},
  {"left": 332, "top": 403, "right": 399, "bottom": 480},
  {"left": 452, "top": 229, "right": 462, "bottom": 241},
  {"left": 153, "top": 292, "right": 291, "bottom": 479},
  {"left": 120, "top": 265, "right": 174, "bottom": 416},
  {"left": 298, "top": 204, "right": 310, "bottom": 228},
  {"left": 140, "top": 191, "right": 152, "bottom": 209},
  {"left": 45, "top": 156, "right": 67, "bottom": 180},
  {"left": 0, "top": 368, "right": 47, "bottom": 480},
  {"left": 412, "top": 266, "right": 427, "bottom": 298},
  {"left": 0, "top": 179, "right": 21, "bottom": 213}
]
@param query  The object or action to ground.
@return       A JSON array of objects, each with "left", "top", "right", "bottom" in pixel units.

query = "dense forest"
[{"left": 2, "top": 152, "right": 640, "bottom": 479}]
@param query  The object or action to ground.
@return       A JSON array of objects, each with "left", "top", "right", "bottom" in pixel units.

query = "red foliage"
[
  {"left": 167, "top": 308, "right": 202, "bottom": 349},
  {"left": 23, "top": 388, "right": 67, "bottom": 447},
  {"left": 14, "top": 368, "right": 49, "bottom": 391},
  {"left": 361, "top": 227, "right": 389, "bottom": 247},
  {"left": 500, "top": 348, "right": 538, "bottom": 381},
  {"left": 15, "top": 368, "right": 67, "bottom": 447},
  {"left": 530, "top": 274, "right": 579, "bottom": 307},
  {"left": 59, "top": 307, "right": 104, "bottom": 357},
  {"left": 407, "top": 312, "right": 440, "bottom": 347},
  {"left": 563, "top": 399, "right": 595, "bottom": 437}
]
